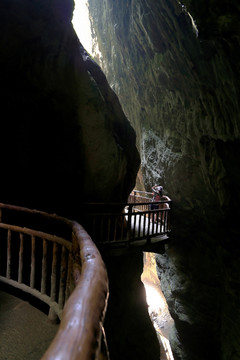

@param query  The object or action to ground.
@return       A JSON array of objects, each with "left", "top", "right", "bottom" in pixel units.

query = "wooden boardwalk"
[
  {"left": 0, "top": 192, "right": 172, "bottom": 358},
  {"left": 0, "top": 203, "right": 109, "bottom": 360},
  {"left": 0, "top": 289, "right": 58, "bottom": 360},
  {"left": 82, "top": 192, "right": 171, "bottom": 252}
]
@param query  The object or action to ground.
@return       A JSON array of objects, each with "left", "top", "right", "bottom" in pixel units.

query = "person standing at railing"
[
  {"left": 152, "top": 185, "right": 163, "bottom": 200},
  {"left": 150, "top": 185, "right": 163, "bottom": 221}
]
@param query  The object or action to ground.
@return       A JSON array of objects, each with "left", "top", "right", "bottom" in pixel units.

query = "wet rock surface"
[{"left": 88, "top": 0, "right": 240, "bottom": 358}]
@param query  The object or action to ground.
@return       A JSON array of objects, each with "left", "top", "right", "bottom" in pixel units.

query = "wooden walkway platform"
[
  {"left": 0, "top": 191, "right": 172, "bottom": 358},
  {"left": 95, "top": 209, "right": 170, "bottom": 256},
  {"left": 80, "top": 190, "right": 171, "bottom": 252},
  {"left": 0, "top": 288, "right": 58, "bottom": 360}
]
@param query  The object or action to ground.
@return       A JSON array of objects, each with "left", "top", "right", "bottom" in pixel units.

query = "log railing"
[
  {"left": 0, "top": 203, "right": 109, "bottom": 360},
  {"left": 0, "top": 192, "right": 171, "bottom": 357},
  {"left": 128, "top": 189, "right": 153, "bottom": 204},
  {"left": 80, "top": 191, "right": 171, "bottom": 250}
]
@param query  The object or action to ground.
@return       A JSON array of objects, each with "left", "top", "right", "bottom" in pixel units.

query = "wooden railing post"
[
  {"left": 6, "top": 229, "right": 11, "bottom": 279},
  {"left": 127, "top": 204, "right": 133, "bottom": 238},
  {"left": 18, "top": 233, "right": 24, "bottom": 283},
  {"left": 133, "top": 190, "right": 137, "bottom": 203},
  {"left": 50, "top": 242, "right": 58, "bottom": 302},
  {"left": 30, "top": 236, "right": 36, "bottom": 289},
  {"left": 41, "top": 239, "right": 48, "bottom": 294},
  {"left": 58, "top": 245, "right": 68, "bottom": 310},
  {"left": 48, "top": 242, "right": 59, "bottom": 322}
]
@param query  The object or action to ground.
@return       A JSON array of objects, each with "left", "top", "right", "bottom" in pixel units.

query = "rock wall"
[
  {"left": 0, "top": 0, "right": 140, "bottom": 218},
  {"left": 88, "top": 0, "right": 240, "bottom": 359}
]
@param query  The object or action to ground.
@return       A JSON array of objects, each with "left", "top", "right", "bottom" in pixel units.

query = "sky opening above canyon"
[{"left": 72, "top": 0, "right": 93, "bottom": 54}]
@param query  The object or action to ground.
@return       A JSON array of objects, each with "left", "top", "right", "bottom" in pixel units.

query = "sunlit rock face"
[
  {"left": 0, "top": 0, "right": 139, "bottom": 218},
  {"left": 88, "top": 0, "right": 240, "bottom": 359}
]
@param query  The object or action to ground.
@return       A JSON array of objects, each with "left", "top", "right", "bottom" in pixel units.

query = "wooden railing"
[
  {"left": 128, "top": 189, "right": 153, "bottom": 204},
  {"left": 79, "top": 191, "right": 171, "bottom": 250},
  {"left": 0, "top": 192, "right": 171, "bottom": 357},
  {"left": 0, "top": 203, "right": 109, "bottom": 360}
]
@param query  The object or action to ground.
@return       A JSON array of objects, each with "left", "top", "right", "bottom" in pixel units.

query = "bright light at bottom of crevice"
[
  {"left": 144, "top": 283, "right": 174, "bottom": 360},
  {"left": 144, "top": 284, "right": 166, "bottom": 314},
  {"left": 160, "top": 336, "right": 174, "bottom": 360}
]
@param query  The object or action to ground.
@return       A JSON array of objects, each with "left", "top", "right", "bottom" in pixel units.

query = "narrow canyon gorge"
[
  {"left": 0, "top": 0, "right": 239, "bottom": 359},
  {"left": 87, "top": 1, "right": 240, "bottom": 358}
]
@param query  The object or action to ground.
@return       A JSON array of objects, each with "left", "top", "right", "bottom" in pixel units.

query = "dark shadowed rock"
[{"left": 0, "top": 0, "right": 140, "bottom": 218}]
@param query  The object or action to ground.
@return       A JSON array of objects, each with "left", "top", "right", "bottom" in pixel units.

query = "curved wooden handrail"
[
  {"left": 0, "top": 203, "right": 109, "bottom": 360},
  {"left": 0, "top": 192, "right": 170, "bottom": 358},
  {"left": 42, "top": 222, "right": 109, "bottom": 360}
]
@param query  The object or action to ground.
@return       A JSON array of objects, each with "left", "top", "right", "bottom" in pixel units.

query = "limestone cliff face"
[
  {"left": 0, "top": 0, "right": 140, "bottom": 218},
  {"left": 88, "top": 0, "right": 240, "bottom": 359}
]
